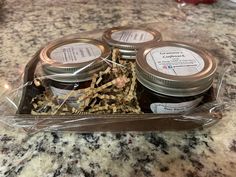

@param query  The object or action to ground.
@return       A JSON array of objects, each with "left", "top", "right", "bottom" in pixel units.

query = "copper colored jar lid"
[
  {"left": 136, "top": 41, "right": 217, "bottom": 97},
  {"left": 102, "top": 26, "right": 162, "bottom": 50},
  {"left": 40, "top": 38, "right": 111, "bottom": 83}
]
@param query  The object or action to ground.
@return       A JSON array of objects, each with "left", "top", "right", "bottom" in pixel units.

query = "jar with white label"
[
  {"left": 102, "top": 27, "right": 162, "bottom": 60},
  {"left": 136, "top": 41, "right": 217, "bottom": 114},
  {"left": 39, "top": 38, "right": 111, "bottom": 108}
]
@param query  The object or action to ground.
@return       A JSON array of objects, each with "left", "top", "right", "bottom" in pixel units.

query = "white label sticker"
[
  {"left": 50, "top": 43, "right": 102, "bottom": 64},
  {"left": 150, "top": 97, "right": 203, "bottom": 114},
  {"left": 111, "top": 29, "right": 154, "bottom": 43},
  {"left": 50, "top": 86, "right": 81, "bottom": 108},
  {"left": 146, "top": 47, "right": 205, "bottom": 76}
]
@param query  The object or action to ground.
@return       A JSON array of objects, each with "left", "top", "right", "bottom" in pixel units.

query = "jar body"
[
  {"left": 46, "top": 79, "right": 91, "bottom": 108},
  {"left": 136, "top": 81, "right": 209, "bottom": 114}
]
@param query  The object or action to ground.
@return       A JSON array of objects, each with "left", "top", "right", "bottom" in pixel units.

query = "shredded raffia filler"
[{"left": 31, "top": 49, "right": 142, "bottom": 115}]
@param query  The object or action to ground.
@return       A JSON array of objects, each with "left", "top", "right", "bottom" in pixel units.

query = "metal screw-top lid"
[
  {"left": 136, "top": 41, "right": 217, "bottom": 97},
  {"left": 120, "top": 54, "right": 137, "bottom": 60},
  {"left": 102, "top": 27, "right": 162, "bottom": 50},
  {"left": 40, "top": 38, "right": 111, "bottom": 83},
  {"left": 118, "top": 48, "right": 137, "bottom": 55}
]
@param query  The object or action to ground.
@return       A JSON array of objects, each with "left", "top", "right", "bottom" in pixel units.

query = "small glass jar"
[
  {"left": 102, "top": 26, "right": 162, "bottom": 60},
  {"left": 136, "top": 41, "right": 217, "bottom": 114},
  {"left": 39, "top": 38, "right": 111, "bottom": 108}
]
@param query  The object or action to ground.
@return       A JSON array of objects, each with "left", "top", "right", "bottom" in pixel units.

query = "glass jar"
[
  {"left": 39, "top": 38, "right": 111, "bottom": 108},
  {"left": 102, "top": 26, "right": 162, "bottom": 60},
  {"left": 136, "top": 41, "right": 217, "bottom": 114}
]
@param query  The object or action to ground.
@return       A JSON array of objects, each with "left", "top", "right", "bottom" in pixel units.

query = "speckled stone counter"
[{"left": 0, "top": 0, "right": 236, "bottom": 177}]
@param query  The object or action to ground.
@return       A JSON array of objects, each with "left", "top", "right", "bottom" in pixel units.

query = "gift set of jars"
[{"left": 39, "top": 27, "right": 217, "bottom": 113}]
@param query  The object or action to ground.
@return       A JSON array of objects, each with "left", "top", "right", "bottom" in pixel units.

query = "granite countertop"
[{"left": 0, "top": 0, "right": 236, "bottom": 176}]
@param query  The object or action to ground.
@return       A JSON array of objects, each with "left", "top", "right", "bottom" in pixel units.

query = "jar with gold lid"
[
  {"left": 136, "top": 41, "right": 217, "bottom": 114},
  {"left": 39, "top": 38, "right": 111, "bottom": 108},
  {"left": 102, "top": 27, "right": 162, "bottom": 60}
]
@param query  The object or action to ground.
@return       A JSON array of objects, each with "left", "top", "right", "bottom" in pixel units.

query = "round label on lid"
[
  {"left": 111, "top": 29, "right": 154, "bottom": 43},
  {"left": 146, "top": 46, "right": 205, "bottom": 76},
  {"left": 50, "top": 43, "right": 102, "bottom": 64}
]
